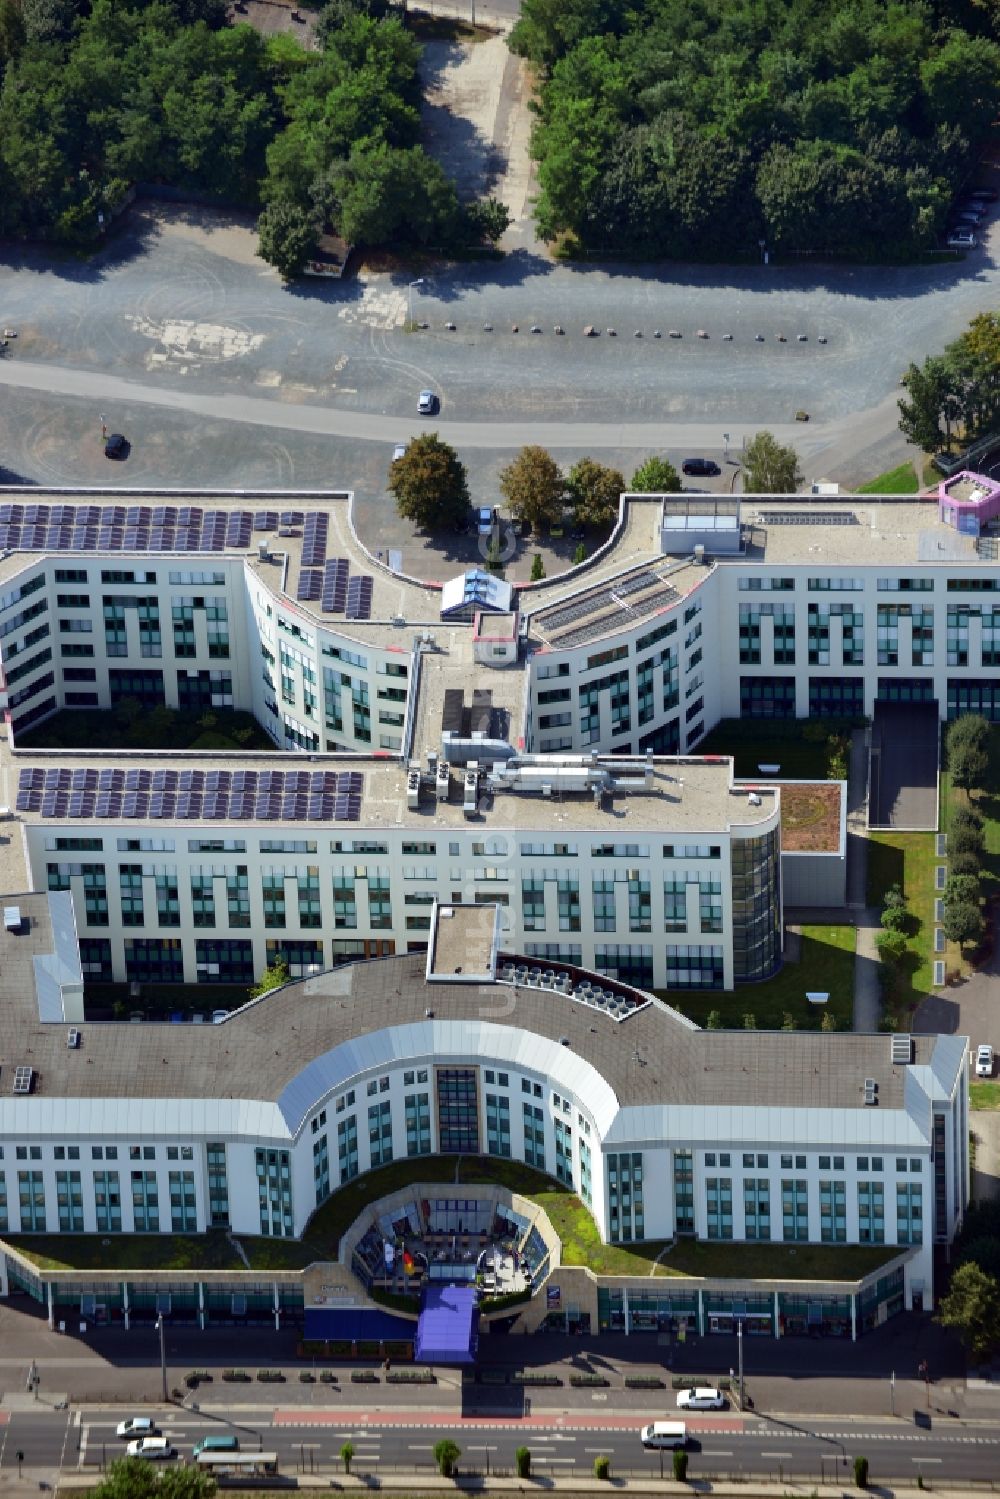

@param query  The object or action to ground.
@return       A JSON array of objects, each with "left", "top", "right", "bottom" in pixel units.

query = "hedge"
[
  {"left": 625, "top": 1375, "right": 665, "bottom": 1389},
  {"left": 386, "top": 1369, "right": 435, "bottom": 1384},
  {"left": 570, "top": 1373, "right": 609, "bottom": 1387},
  {"left": 513, "top": 1372, "right": 562, "bottom": 1386}
]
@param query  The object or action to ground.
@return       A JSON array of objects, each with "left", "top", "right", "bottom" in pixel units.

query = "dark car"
[
  {"left": 681, "top": 457, "right": 721, "bottom": 477},
  {"left": 969, "top": 188, "right": 999, "bottom": 203},
  {"left": 104, "top": 433, "right": 128, "bottom": 460}
]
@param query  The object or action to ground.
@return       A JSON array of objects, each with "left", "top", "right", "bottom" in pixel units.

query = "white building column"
[
  {"left": 773, "top": 1291, "right": 780, "bottom": 1338},
  {"left": 122, "top": 1281, "right": 130, "bottom": 1331},
  {"left": 623, "top": 1286, "right": 630, "bottom": 1335},
  {"left": 850, "top": 1295, "right": 857, "bottom": 1343},
  {"left": 46, "top": 1282, "right": 55, "bottom": 1330},
  {"left": 273, "top": 1282, "right": 281, "bottom": 1331},
  {"left": 198, "top": 1282, "right": 205, "bottom": 1331}
]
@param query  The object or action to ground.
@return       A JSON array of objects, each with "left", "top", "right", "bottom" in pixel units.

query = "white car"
[
  {"left": 117, "top": 1418, "right": 158, "bottom": 1440},
  {"left": 417, "top": 389, "right": 436, "bottom": 415},
  {"left": 676, "top": 1386, "right": 726, "bottom": 1411},
  {"left": 947, "top": 231, "right": 977, "bottom": 249},
  {"left": 126, "top": 1438, "right": 175, "bottom": 1460},
  {"left": 392, "top": 443, "right": 407, "bottom": 461},
  {"left": 211, "top": 1008, "right": 230, "bottom": 1024},
  {"left": 976, "top": 1043, "right": 994, "bottom": 1078}
]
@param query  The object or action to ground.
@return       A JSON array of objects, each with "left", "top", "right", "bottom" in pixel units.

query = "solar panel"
[
  {"left": 296, "top": 569, "right": 323, "bottom": 602},
  {"left": 757, "top": 510, "right": 857, "bottom": 526},
  {"left": 254, "top": 510, "right": 279, "bottom": 531},
  {"left": 13, "top": 1065, "right": 33, "bottom": 1095}
]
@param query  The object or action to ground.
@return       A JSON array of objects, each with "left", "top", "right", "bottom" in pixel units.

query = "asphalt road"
[
  {"left": 0, "top": 199, "right": 999, "bottom": 494},
  {"left": 4, "top": 1404, "right": 999, "bottom": 1485}
]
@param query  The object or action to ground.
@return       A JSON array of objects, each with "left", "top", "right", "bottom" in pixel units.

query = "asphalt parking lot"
[{"left": 0, "top": 201, "right": 998, "bottom": 500}]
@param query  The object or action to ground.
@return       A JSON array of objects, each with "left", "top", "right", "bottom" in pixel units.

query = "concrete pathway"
[{"left": 847, "top": 728, "right": 882, "bottom": 1033}]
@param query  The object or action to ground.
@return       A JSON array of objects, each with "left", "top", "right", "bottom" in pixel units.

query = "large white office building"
[
  {"left": 0, "top": 479, "right": 994, "bottom": 993},
  {"left": 0, "top": 896, "right": 969, "bottom": 1326}
]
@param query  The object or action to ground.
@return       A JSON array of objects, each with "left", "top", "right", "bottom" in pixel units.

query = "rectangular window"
[{"left": 255, "top": 1147, "right": 293, "bottom": 1237}]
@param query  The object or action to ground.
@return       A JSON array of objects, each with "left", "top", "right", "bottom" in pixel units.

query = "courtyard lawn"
[
  {"left": 1, "top": 1230, "right": 319, "bottom": 1273},
  {"left": 970, "top": 1081, "right": 1000, "bottom": 1111},
  {"left": 658, "top": 925, "right": 856, "bottom": 1031},
  {"left": 868, "top": 831, "right": 940, "bottom": 1012},
  {"left": 656, "top": 1239, "right": 900, "bottom": 1281},
  {"left": 306, "top": 1156, "right": 668, "bottom": 1275},
  {"left": 693, "top": 719, "right": 855, "bottom": 781},
  {"left": 858, "top": 463, "right": 919, "bottom": 494}
]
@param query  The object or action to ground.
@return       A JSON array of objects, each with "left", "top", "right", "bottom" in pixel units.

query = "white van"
[{"left": 641, "top": 1423, "right": 687, "bottom": 1449}]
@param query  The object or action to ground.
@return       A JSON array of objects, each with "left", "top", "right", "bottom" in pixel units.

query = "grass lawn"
[
  {"left": 867, "top": 831, "right": 939, "bottom": 1015},
  {"left": 656, "top": 1239, "right": 899, "bottom": 1281},
  {"left": 858, "top": 463, "right": 919, "bottom": 494},
  {"left": 693, "top": 718, "right": 855, "bottom": 780},
  {"left": 659, "top": 926, "right": 856, "bottom": 1031},
  {"left": 1, "top": 1229, "right": 319, "bottom": 1273},
  {"left": 970, "top": 1081, "right": 1000, "bottom": 1111}
]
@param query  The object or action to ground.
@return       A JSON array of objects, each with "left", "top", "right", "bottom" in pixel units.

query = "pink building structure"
[{"left": 938, "top": 470, "right": 1000, "bottom": 535}]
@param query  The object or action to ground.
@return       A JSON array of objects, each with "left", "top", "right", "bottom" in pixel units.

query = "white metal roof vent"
[
  {"left": 13, "top": 1065, "right": 33, "bottom": 1095},
  {"left": 747, "top": 792, "right": 762, "bottom": 806},
  {"left": 68, "top": 1028, "right": 81, "bottom": 1049},
  {"left": 891, "top": 1033, "right": 913, "bottom": 1065},
  {"left": 3, "top": 905, "right": 21, "bottom": 932}
]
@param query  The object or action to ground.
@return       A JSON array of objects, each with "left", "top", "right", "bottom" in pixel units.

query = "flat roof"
[
  {"left": 426, "top": 903, "right": 498, "bottom": 980},
  {"left": 0, "top": 934, "right": 951, "bottom": 1116}
]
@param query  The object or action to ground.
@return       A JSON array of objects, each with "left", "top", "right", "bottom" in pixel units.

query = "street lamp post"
[
  {"left": 155, "top": 1312, "right": 168, "bottom": 1402},
  {"left": 408, "top": 278, "right": 425, "bottom": 329},
  {"left": 737, "top": 1319, "right": 744, "bottom": 1409}
]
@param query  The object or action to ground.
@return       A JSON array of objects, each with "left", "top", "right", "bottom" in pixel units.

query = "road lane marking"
[
  {"left": 702, "top": 1450, "right": 734, "bottom": 1456},
  {"left": 912, "top": 1458, "right": 942, "bottom": 1463},
  {"left": 760, "top": 1451, "right": 793, "bottom": 1458}
]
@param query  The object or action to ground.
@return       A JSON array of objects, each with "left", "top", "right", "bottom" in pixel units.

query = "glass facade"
[
  {"left": 730, "top": 824, "right": 781, "bottom": 982},
  {"left": 436, "top": 1068, "right": 479, "bottom": 1154}
]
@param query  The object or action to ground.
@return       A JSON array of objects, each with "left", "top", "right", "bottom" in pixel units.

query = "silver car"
[{"left": 417, "top": 390, "right": 436, "bottom": 415}]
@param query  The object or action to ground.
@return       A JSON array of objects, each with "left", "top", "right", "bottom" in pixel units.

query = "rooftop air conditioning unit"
[
  {"left": 67, "top": 1029, "right": 81, "bottom": 1049},
  {"left": 891, "top": 1033, "right": 913, "bottom": 1065}
]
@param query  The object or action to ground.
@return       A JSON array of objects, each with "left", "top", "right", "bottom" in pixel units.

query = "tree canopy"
[
  {"left": 566, "top": 457, "right": 624, "bottom": 529},
  {"left": 0, "top": 0, "right": 465, "bottom": 255},
  {"left": 94, "top": 1461, "right": 217, "bottom": 1499},
  {"left": 743, "top": 431, "right": 803, "bottom": 493},
  {"left": 388, "top": 433, "right": 469, "bottom": 530},
  {"left": 499, "top": 446, "right": 566, "bottom": 532},
  {"left": 899, "top": 314, "right": 1000, "bottom": 453},
  {"left": 936, "top": 1260, "right": 1000, "bottom": 1362},
  {"left": 511, "top": 0, "right": 1000, "bottom": 259},
  {"left": 631, "top": 455, "right": 681, "bottom": 493}
]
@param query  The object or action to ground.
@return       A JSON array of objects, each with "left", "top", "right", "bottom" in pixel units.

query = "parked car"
[
  {"left": 211, "top": 1008, "right": 230, "bottom": 1024},
  {"left": 946, "top": 231, "right": 977, "bottom": 249},
  {"left": 676, "top": 1386, "right": 726, "bottom": 1411},
  {"left": 477, "top": 506, "right": 499, "bottom": 536},
  {"left": 117, "top": 1419, "right": 159, "bottom": 1440},
  {"left": 682, "top": 458, "right": 721, "bottom": 477},
  {"left": 976, "top": 1043, "right": 994, "bottom": 1078},
  {"left": 126, "top": 1438, "right": 176, "bottom": 1460},
  {"left": 104, "top": 433, "right": 129, "bottom": 460},
  {"left": 392, "top": 443, "right": 406, "bottom": 462},
  {"left": 417, "top": 389, "right": 437, "bottom": 415},
  {"left": 969, "top": 188, "right": 999, "bottom": 203},
  {"left": 951, "top": 210, "right": 983, "bottom": 227}
]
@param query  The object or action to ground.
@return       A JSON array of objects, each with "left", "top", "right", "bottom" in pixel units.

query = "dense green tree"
[
  {"left": 530, "top": 553, "right": 545, "bottom": 581},
  {"left": 566, "top": 458, "right": 624, "bottom": 529},
  {"left": 257, "top": 198, "right": 320, "bottom": 278},
  {"left": 936, "top": 1261, "right": 1000, "bottom": 1362},
  {"left": 947, "top": 714, "right": 991, "bottom": 792},
  {"left": 943, "top": 899, "right": 983, "bottom": 952},
  {"left": 743, "top": 431, "right": 803, "bottom": 493},
  {"left": 898, "top": 356, "right": 960, "bottom": 452},
  {"left": 327, "top": 143, "right": 458, "bottom": 247},
  {"left": 630, "top": 455, "right": 681, "bottom": 493},
  {"left": 388, "top": 433, "right": 469, "bottom": 530},
  {"left": 516, "top": 0, "right": 1000, "bottom": 260},
  {"left": 434, "top": 1441, "right": 461, "bottom": 1478},
  {"left": 499, "top": 447, "right": 565, "bottom": 532},
  {"left": 464, "top": 196, "right": 511, "bottom": 246}
]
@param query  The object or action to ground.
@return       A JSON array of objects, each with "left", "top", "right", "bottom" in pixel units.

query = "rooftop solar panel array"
[
  {"left": 345, "top": 574, "right": 373, "bottom": 620},
  {"left": 296, "top": 568, "right": 323, "bottom": 602},
  {"left": 16, "top": 766, "right": 363, "bottom": 821},
  {"left": 322, "top": 558, "right": 349, "bottom": 612},
  {"left": 0, "top": 504, "right": 270, "bottom": 553},
  {"left": 301, "top": 512, "right": 329, "bottom": 569}
]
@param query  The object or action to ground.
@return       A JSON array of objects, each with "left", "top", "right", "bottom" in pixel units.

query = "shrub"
[
  {"left": 256, "top": 1369, "right": 284, "bottom": 1382},
  {"left": 319, "top": 1370, "right": 337, "bottom": 1384},
  {"left": 351, "top": 1369, "right": 378, "bottom": 1382},
  {"left": 298, "top": 1371, "right": 315, "bottom": 1383},
  {"left": 515, "top": 1446, "right": 531, "bottom": 1477},
  {"left": 625, "top": 1375, "right": 665, "bottom": 1389},
  {"left": 673, "top": 1449, "right": 689, "bottom": 1482},
  {"left": 594, "top": 1455, "right": 611, "bottom": 1480},
  {"left": 434, "top": 1439, "right": 461, "bottom": 1477},
  {"left": 570, "top": 1372, "right": 609, "bottom": 1386},
  {"left": 854, "top": 1455, "right": 869, "bottom": 1489},
  {"left": 340, "top": 1441, "right": 354, "bottom": 1474},
  {"left": 950, "top": 849, "right": 982, "bottom": 877},
  {"left": 222, "top": 1369, "right": 251, "bottom": 1382},
  {"left": 513, "top": 1371, "right": 562, "bottom": 1385},
  {"left": 387, "top": 1369, "right": 435, "bottom": 1383},
  {"left": 952, "top": 805, "right": 984, "bottom": 834}
]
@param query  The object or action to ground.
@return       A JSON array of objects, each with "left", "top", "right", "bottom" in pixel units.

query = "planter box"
[
  {"left": 351, "top": 1370, "right": 379, "bottom": 1383},
  {"left": 570, "top": 1374, "right": 609, "bottom": 1387},
  {"left": 625, "top": 1376, "right": 665, "bottom": 1389}
]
